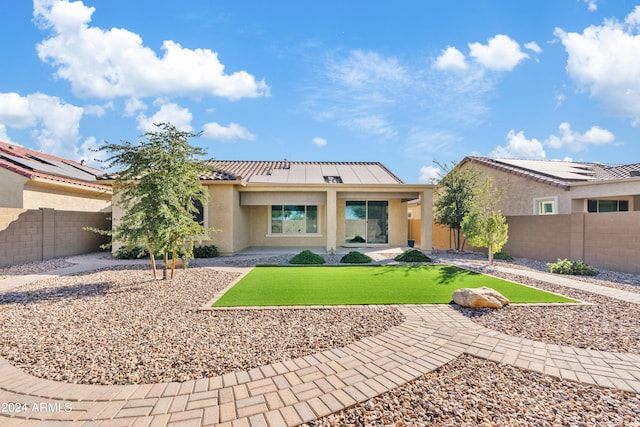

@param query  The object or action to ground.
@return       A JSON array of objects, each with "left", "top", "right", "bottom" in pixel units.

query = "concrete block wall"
[
  {"left": 430, "top": 212, "right": 640, "bottom": 274},
  {"left": 0, "top": 208, "right": 110, "bottom": 267}
]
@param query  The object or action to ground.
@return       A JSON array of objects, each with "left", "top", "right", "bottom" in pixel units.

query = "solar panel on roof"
[{"left": 0, "top": 152, "right": 97, "bottom": 182}]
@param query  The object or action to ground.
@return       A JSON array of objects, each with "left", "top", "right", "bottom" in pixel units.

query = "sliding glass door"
[{"left": 345, "top": 201, "right": 388, "bottom": 245}]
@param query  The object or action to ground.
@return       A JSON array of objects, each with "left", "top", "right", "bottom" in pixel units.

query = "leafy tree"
[
  {"left": 100, "top": 123, "right": 211, "bottom": 280},
  {"left": 461, "top": 177, "right": 509, "bottom": 265},
  {"left": 432, "top": 160, "right": 480, "bottom": 251}
]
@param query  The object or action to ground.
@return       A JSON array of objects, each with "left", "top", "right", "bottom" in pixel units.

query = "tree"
[
  {"left": 461, "top": 177, "right": 509, "bottom": 265},
  {"left": 100, "top": 122, "right": 211, "bottom": 280},
  {"left": 432, "top": 160, "right": 480, "bottom": 251}
]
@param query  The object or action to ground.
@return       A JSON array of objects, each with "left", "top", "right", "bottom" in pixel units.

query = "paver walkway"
[{"left": 1, "top": 255, "right": 639, "bottom": 426}]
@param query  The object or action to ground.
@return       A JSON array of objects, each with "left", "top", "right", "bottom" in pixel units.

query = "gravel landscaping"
[
  {"left": 1, "top": 250, "right": 639, "bottom": 425},
  {"left": 0, "top": 265, "right": 403, "bottom": 385}
]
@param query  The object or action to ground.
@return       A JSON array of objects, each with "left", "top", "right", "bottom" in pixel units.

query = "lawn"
[{"left": 212, "top": 265, "right": 576, "bottom": 307}]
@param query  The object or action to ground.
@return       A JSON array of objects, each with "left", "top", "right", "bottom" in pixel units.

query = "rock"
[{"left": 452, "top": 287, "right": 509, "bottom": 309}]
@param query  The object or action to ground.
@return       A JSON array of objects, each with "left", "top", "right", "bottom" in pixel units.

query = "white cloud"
[
  {"left": 327, "top": 50, "right": 409, "bottom": 88},
  {"left": 0, "top": 92, "right": 84, "bottom": 157},
  {"left": 489, "top": 130, "right": 546, "bottom": 159},
  {"left": 84, "top": 102, "right": 112, "bottom": 117},
  {"left": 434, "top": 47, "right": 468, "bottom": 71},
  {"left": 136, "top": 101, "right": 193, "bottom": 132},
  {"left": 469, "top": 34, "right": 529, "bottom": 71},
  {"left": 312, "top": 137, "right": 327, "bottom": 147},
  {"left": 202, "top": 122, "right": 255, "bottom": 140},
  {"left": 340, "top": 115, "right": 397, "bottom": 138},
  {"left": 0, "top": 124, "right": 16, "bottom": 144},
  {"left": 524, "top": 41, "right": 542, "bottom": 54},
  {"left": 584, "top": 0, "right": 598, "bottom": 12},
  {"left": 545, "top": 122, "right": 615, "bottom": 151},
  {"left": 0, "top": 92, "right": 37, "bottom": 128},
  {"left": 555, "top": 7, "right": 640, "bottom": 125},
  {"left": 124, "top": 98, "right": 147, "bottom": 117},
  {"left": 419, "top": 165, "right": 441, "bottom": 183},
  {"left": 34, "top": 0, "right": 269, "bottom": 100}
]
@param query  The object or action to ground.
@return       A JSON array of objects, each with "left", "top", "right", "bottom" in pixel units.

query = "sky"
[{"left": 1, "top": 0, "right": 640, "bottom": 183}]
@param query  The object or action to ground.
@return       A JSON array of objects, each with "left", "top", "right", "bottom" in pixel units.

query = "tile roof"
[
  {"left": 0, "top": 141, "right": 111, "bottom": 192},
  {"left": 464, "top": 157, "right": 640, "bottom": 189},
  {"left": 204, "top": 160, "right": 405, "bottom": 184}
]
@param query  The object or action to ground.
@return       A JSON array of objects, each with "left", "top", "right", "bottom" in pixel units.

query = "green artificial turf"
[{"left": 212, "top": 265, "right": 576, "bottom": 307}]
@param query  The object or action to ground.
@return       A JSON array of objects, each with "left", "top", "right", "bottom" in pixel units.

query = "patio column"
[
  {"left": 326, "top": 189, "right": 337, "bottom": 253},
  {"left": 420, "top": 189, "right": 433, "bottom": 253}
]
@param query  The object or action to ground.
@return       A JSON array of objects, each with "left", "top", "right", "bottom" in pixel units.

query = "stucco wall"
[
  {"left": 0, "top": 169, "right": 27, "bottom": 208},
  {"left": 0, "top": 208, "right": 110, "bottom": 267},
  {"left": 461, "top": 163, "right": 572, "bottom": 216},
  {"left": 582, "top": 212, "right": 640, "bottom": 274},
  {"left": 23, "top": 184, "right": 111, "bottom": 212},
  {"left": 501, "top": 215, "right": 572, "bottom": 262}
]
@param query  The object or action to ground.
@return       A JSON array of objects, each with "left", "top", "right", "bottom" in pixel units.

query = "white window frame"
[
  {"left": 533, "top": 197, "right": 557, "bottom": 215},
  {"left": 267, "top": 205, "right": 321, "bottom": 236}
]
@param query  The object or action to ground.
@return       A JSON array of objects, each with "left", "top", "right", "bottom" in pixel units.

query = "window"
[
  {"left": 193, "top": 199, "right": 205, "bottom": 225},
  {"left": 534, "top": 197, "right": 557, "bottom": 215},
  {"left": 270, "top": 205, "right": 318, "bottom": 234},
  {"left": 587, "top": 199, "right": 629, "bottom": 213}
]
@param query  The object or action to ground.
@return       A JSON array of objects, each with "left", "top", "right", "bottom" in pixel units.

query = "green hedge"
[
  {"left": 289, "top": 250, "right": 326, "bottom": 265},
  {"left": 340, "top": 251, "right": 372, "bottom": 264},
  {"left": 116, "top": 245, "right": 219, "bottom": 260},
  {"left": 547, "top": 259, "right": 597, "bottom": 276},
  {"left": 394, "top": 249, "right": 431, "bottom": 263}
]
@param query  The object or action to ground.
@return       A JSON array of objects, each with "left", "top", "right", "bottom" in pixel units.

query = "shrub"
[
  {"left": 340, "top": 251, "right": 372, "bottom": 264},
  {"left": 289, "top": 250, "right": 326, "bottom": 265},
  {"left": 116, "top": 246, "right": 149, "bottom": 259},
  {"left": 394, "top": 249, "right": 431, "bottom": 263},
  {"left": 548, "top": 259, "right": 597, "bottom": 276},
  {"left": 489, "top": 251, "right": 513, "bottom": 261},
  {"left": 193, "top": 245, "right": 219, "bottom": 258}
]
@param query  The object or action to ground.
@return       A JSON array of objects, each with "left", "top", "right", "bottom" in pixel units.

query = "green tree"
[
  {"left": 101, "top": 123, "right": 211, "bottom": 280},
  {"left": 461, "top": 177, "right": 509, "bottom": 265},
  {"left": 432, "top": 160, "right": 480, "bottom": 251}
]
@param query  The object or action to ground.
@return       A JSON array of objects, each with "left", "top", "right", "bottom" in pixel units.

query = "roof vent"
[{"left": 630, "top": 170, "right": 640, "bottom": 177}]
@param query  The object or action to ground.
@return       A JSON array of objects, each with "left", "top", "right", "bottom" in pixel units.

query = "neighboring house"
[
  {"left": 443, "top": 156, "right": 640, "bottom": 273},
  {"left": 0, "top": 141, "right": 111, "bottom": 212},
  {"left": 458, "top": 157, "right": 640, "bottom": 217},
  {"left": 110, "top": 160, "right": 433, "bottom": 255},
  {"left": 0, "top": 141, "right": 112, "bottom": 266}
]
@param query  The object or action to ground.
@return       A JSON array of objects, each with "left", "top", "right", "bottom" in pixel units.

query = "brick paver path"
[{"left": 1, "top": 256, "right": 639, "bottom": 426}]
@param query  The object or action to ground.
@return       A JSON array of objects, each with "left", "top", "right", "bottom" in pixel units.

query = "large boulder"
[{"left": 452, "top": 287, "right": 509, "bottom": 309}]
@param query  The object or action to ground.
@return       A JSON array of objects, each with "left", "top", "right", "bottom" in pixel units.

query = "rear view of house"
[{"left": 112, "top": 160, "right": 433, "bottom": 255}]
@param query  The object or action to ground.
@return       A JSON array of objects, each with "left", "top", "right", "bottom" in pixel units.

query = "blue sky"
[{"left": 1, "top": 0, "right": 639, "bottom": 183}]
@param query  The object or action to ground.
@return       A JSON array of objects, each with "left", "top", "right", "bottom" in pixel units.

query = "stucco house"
[
  {"left": 458, "top": 157, "right": 640, "bottom": 216},
  {"left": 0, "top": 141, "right": 112, "bottom": 266},
  {"left": 441, "top": 156, "right": 640, "bottom": 273},
  {"left": 111, "top": 160, "right": 433, "bottom": 255},
  {"left": 0, "top": 141, "right": 111, "bottom": 212}
]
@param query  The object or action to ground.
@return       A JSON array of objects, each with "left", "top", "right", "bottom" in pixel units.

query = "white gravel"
[{"left": 1, "top": 250, "right": 640, "bottom": 425}]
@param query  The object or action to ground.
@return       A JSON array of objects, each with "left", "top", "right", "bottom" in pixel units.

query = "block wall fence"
[
  {"left": 0, "top": 208, "right": 110, "bottom": 267},
  {"left": 424, "top": 212, "right": 640, "bottom": 274}
]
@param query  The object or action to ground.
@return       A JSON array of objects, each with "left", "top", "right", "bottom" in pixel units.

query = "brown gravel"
[
  {"left": 0, "top": 265, "right": 403, "bottom": 385},
  {"left": 305, "top": 354, "right": 640, "bottom": 427},
  {"left": 0, "top": 257, "right": 73, "bottom": 280},
  {"left": 2, "top": 251, "right": 640, "bottom": 426}
]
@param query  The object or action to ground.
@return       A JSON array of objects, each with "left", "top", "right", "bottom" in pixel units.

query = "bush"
[
  {"left": 116, "top": 246, "right": 149, "bottom": 259},
  {"left": 193, "top": 245, "right": 219, "bottom": 258},
  {"left": 547, "top": 259, "right": 597, "bottom": 276},
  {"left": 394, "top": 249, "right": 431, "bottom": 263},
  {"left": 340, "top": 251, "right": 372, "bottom": 264},
  {"left": 489, "top": 251, "right": 513, "bottom": 261},
  {"left": 289, "top": 250, "right": 326, "bottom": 265},
  {"left": 117, "top": 245, "right": 218, "bottom": 260}
]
